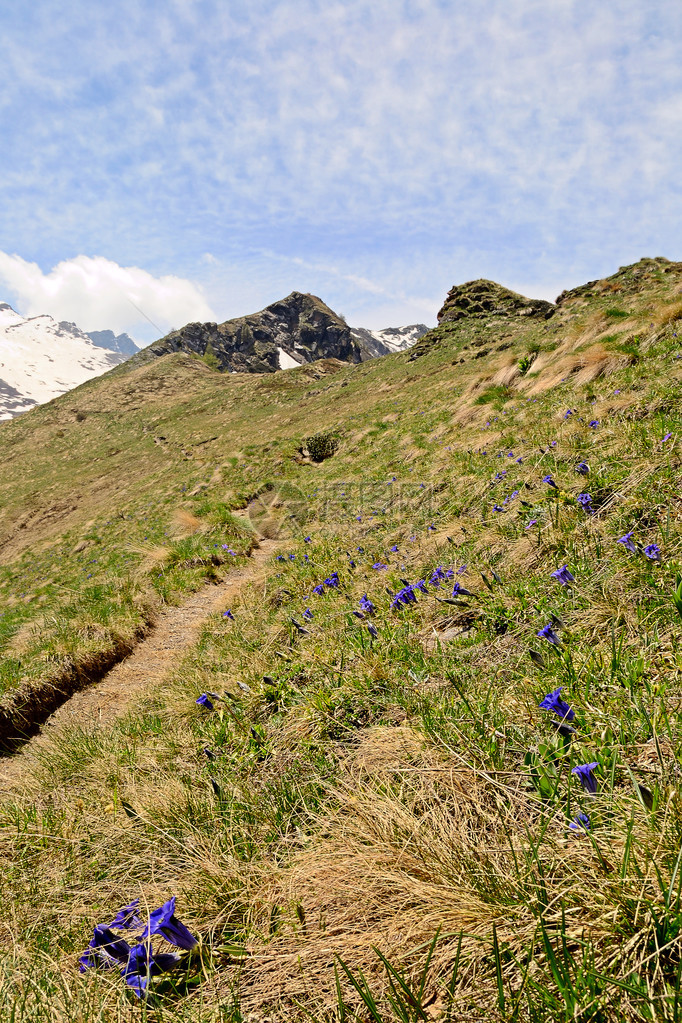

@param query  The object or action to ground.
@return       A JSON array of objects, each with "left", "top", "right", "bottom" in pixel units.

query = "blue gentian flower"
[
  {"left": 351, "top": 609, "right": 365, "bottom": 620},
  {"left": 312, "top": 583, "right": 325, "bottom": 595},
  {"left": 551, "top": 565, "right": 575, "bottom": 586},
  {"left": 588, "top": 420, "right": 599, "bottom": 428},
  {"left": 577, "top": 493, "right": 594, "bottom": 513},
  {"left": 539, "top": 686, "right": 574, "bottom": 721},
  {"left": 303, "top": 608, "right": 313, "bottom": 620},
  {"left": 367, "top": 622, "right": 378, "bottom": 639},
  {"left": 537, "top": 623, "right": 561, "bottom": 646},
  {"left": 575, "top": 462, "right": 589, "bottom": 475},
  {"left": 662, "top": 432, "right": 673, "bottom": 443},
  {"left": 451, "top": 582, "right": 473, "bottom": 597},
  {"left": 109, "top": 899, "right": 143, "bottom": 930},
  {"left": 569, "top": 813, "right": 591, "bottom": 831},
  {"left": 325, "top": 571, "right": 340, "bottom": 588},
  {"left": 492, "top": 504, "right": 505, "bottom": 512},
  {"left": 457, "top": 564, "right": 467, "bottom": 574},
  {"left": 304, "top": 536, "right": 312, "bottom": 543},
  {"left": 572, "top": 762, "right": 598, "bottom": 794},
  {"left": 543, "top": 475, "right": 558, "bottom": 489},
  {"left": 140, "top": 896, "right": 198, "bottom": 951},
  {"left": 644, "top": 544, "right": 662, "bottom": 562},
  {"left": 276, "top": 555, "right": 285, "bottom": 561},
  {"left": 414, "top": 579, "right": 429, "bottom": 594},
  {"left": 391, "top": 585, "right": 417, "bottom": 609},
  {"left": 359, "top": 594, "right": 375, "bottom": 614},
  {"left": 122, "top": 943, "right": 181, "bottom": 998},
  {"left": 564, "top": 409, "right": 573, "bottom": 419},
  {"left": 526, "top": 519, "right": 538, "bottom": 528},
  {"left": 617, "top": 531, "right": 636, "bottom": 553},
  {"left": 223, "top": 609, "right": 235, "bottom": 619},
  {"left": 372, "top": 562, "right": 388, "bottom": 570},
  {"left": 79, "top": 925, "right": 132, "bottom": 973},
  {"left": 389, "top": 545, "right": 399, "bottom": 552},
  {"left": 289, "top": 554, "right": 296, "bottom": 561},
  {"left": 196, "top": 693, "right": 214, "bottom": 710}
]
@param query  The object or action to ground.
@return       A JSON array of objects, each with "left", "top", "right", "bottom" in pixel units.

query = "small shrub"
[{"left": 305, "top": 431, "right": 339, "bottom": 462}]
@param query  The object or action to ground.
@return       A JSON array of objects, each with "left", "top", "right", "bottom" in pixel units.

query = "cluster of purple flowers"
[
  {"left": 617, "top": 532, "right": 662, "bottom": 561},
  {"left": 79, "top": 897, "right": 198, "bottom": 998}
]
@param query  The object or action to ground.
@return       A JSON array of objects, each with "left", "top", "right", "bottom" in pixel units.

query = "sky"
[{"left": 1, "top": 0, "right": 682, "bottom": 344}]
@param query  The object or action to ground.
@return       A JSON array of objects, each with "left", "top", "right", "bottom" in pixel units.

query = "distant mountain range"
[
  {"left": 128, "top": 291, "right": 429, "bottom": 374},
  {"left": 0, "top": 303, "right": 135, "bottom": 420},
  {"left": 0, "top": 292, "right": 429, "bottom": 419}
]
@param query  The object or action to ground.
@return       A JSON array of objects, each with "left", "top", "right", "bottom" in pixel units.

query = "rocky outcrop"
[
  {"left": 135, "top": 292, "right": 362, "bottom": 373},
  {"left": 437, "top": 279, "right": 555, "bottom": 324}
]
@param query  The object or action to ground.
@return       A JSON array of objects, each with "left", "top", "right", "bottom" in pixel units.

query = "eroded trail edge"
[{"left": 0, "top": 538, "right": 277, "bottom": 784}]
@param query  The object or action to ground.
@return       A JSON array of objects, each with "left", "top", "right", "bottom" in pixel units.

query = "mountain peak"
[
  {"left": 134, "top": 291, "right": 361, "bottom": 373},
  {"left": 437, "top": 279, "right": 555, "bottom": 324}
]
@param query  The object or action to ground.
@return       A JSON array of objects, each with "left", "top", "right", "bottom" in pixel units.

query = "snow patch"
[{"left": 277, "top": 347, "right": 301, "bottom": 370}]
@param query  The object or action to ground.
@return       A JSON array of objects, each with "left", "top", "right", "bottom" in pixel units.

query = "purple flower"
[
  {"left": 367, "top": 622, "right": 378, "bottom": 639},
  {"left": 569, "top": 813, "right": 591, "bottom": 832},
  {"left": 457, "top": 564, "right": 468, "bottom": 574},
  {"left": 109, "top": 899, "right": 143, "bottom": 930},
  {"left": 372, "top": 562, "right": 388, "bottom": 570},
  {"left": 588, "top": 420, "right": 599, "bottom": 429},
  {"left": 575, "top": 462, "right": 589, "bottom": 475},
  {"left": 325, "top": 571, "right": 340, "bottom": 588},
  {"left": 196, "top": 693, "right": 214, "bottom": 710},
  {"left": 288, "top": 554, "right": 296, "bottom": 561},
  {"left": 223, "top": 609, "right": 235, "bottom": 619},
  {"left": 543, "top": 475, "right": 558, "bottom": 489},
  {"left": 451, "top": 581, "right": 471, "bottom": 597},
  {"left": 572, "top": 762, "right": 598, "bottom": 794},
  {"left": 79, "top": 925, "right": 132, "bottom": 973},
  {"left": 392, "top": 585, "right": 419, "bottom": 605},
  {"left": 359, "top": 594, "right": 375, "bottom": 615},
  {"left": 564, "top": 409, "right": 573, "bottom": 419},
  {"left": 539, "top": 686, "right": 574, "bottom": 721},
  {"left": 414, "top": 579, "right": 429, "bottom": 594},
  {"left": 577, "top": 493, "right": 594, "bottom": 513},
  {"left": 312, "top": 583, "right": 325, "bottom": 596},
  {"left": 389, "top": 545, "right": 399, "bottom": 552},
  {"left": 617, "top": 531, "right": 636, "bottom": 553},
  {"left": 492, "top": 504, "right": 505, "bottom": 512},
  {"left": 644, "top": 544, "right": 662, "bottom": 562},
  {"left": 122, "top": 943, "right": 181, "bottom": 998},
  {"left": 526, "top": 519, "right": 538, "bottom": 529},
  {"left": 551, "top": 565, "right": 575, "bottom": 586},
  {"left": 303, "top": 608, "right": 313, "bottom": 620},
  {"left": 537, "top": 623, "right": 561, "bottom": 646},
  {"left": 304, "top": 536, "right": 312, "bottom": 543},
  {"left": 140, "top": 896, "right": 198, "bottom": 951},
  {"left": 662, "top": 433, "right": 673, "bottom": 443}
]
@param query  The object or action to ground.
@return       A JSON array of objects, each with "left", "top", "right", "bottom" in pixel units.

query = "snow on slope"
[
  {"left": 350, "top": 323, "right": 429, "bottom": 359},
  {"left": 0, "top": 303, "right": 129, "bottom": 420}
]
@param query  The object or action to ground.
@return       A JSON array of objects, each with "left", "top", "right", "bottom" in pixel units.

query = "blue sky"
[{"left": 1, "top": 0, "right": 682, "bottom": 342}]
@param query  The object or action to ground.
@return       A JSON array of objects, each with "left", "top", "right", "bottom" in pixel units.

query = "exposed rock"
[
  {"left": 437, "top": 279, "right": 555, "bottom": 324},
  {"left": 86, "top": 329, "right": 139, "bottom": 356},
  {"left": 133, "top": 292, "right": 362, "bottom": 374}
]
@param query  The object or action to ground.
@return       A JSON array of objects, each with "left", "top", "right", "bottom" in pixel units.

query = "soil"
[{"left": 0, "top": 537, "right": 278, "bottom": 789}]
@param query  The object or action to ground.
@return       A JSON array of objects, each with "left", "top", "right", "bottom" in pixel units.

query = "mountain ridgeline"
[{"left": 131, "top": 291, "right": 363, "bottom": 373}]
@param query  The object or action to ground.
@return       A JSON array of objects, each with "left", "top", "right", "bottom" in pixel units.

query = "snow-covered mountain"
[
  {"left": 86, "top": 329, "right": 139, "bottom": 357},
  {"left": 350, "top": 323, "right": 429, "bottom": 358},
  {"left": 0, "top": 303, "right": 131, "bottom": 420}
]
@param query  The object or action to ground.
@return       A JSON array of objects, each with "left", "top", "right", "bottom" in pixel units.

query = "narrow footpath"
[{"left": 0, "top": 537, "right": 278, "bottom": 789}]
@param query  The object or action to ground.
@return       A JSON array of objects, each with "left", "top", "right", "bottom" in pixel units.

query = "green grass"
[{"left": 3, "top": 259, "right": 682, "bottom": 1018}]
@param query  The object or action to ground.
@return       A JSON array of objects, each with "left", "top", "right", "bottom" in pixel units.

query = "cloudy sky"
[{"left": 1, "top": 0, "right": 681, "bottom": 343}]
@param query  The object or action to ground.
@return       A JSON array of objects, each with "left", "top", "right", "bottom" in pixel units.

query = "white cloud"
[{"left": 0, "top": 252, "right": 215, "bottom": 337}]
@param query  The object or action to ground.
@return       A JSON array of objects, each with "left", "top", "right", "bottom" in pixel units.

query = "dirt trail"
[{"left": 0, "top": 537, "right": 277, "bottom": 789}]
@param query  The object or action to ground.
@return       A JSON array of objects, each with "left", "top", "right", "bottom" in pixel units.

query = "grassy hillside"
[{"left": 3, "top": 257, "right": 682, "bottom": 1019}]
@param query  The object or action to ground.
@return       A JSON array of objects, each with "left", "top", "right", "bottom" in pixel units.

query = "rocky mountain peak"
[
  {"left": 437, "top": 279, "right": 555, "bottom": 324},
  {"left": 135, "top": 291, "right": 362, "bottom": 373}
]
